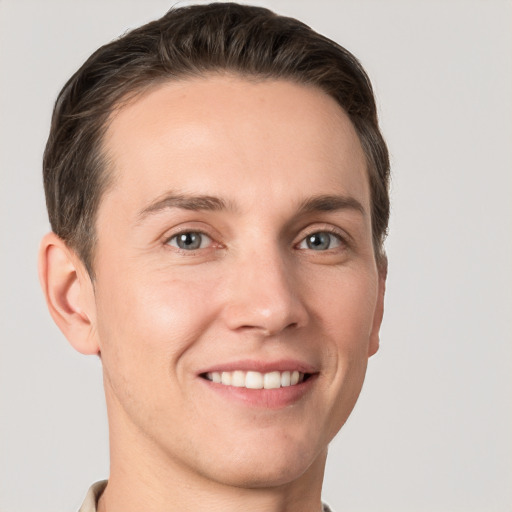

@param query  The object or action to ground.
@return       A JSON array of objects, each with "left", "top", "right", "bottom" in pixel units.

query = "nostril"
[{"left": 237, "top": 321, "right": 299, "bottom": 336}]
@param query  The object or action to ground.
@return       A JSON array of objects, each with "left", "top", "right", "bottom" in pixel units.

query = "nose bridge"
[{"left": 222, "top": 242, "right": 307, "bottom": 335}]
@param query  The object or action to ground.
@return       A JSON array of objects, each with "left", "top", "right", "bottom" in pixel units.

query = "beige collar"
[{"left": 78, "top": 480, "right": 107, "bottom": 512}]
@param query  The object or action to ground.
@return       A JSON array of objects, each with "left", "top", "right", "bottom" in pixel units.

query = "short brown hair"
[{"left": 43, "top": 2, "right": 390, "bottom": 276}]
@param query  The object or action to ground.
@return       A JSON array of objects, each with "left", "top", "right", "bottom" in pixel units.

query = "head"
[{"left": 40, "top": 2, "right": 390, "bottom": 494}]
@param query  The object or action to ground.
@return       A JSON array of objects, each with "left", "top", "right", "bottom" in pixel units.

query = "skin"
[{"left": 39, "top": 74, "right": 386, "bottom": 512}]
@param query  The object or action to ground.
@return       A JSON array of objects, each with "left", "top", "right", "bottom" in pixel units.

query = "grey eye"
[
  {"left": 299, "top": 232, "right": 341, "bottom": 251},
  {"left": 168, "top": 232, "right": 211, "bottom": 250}
]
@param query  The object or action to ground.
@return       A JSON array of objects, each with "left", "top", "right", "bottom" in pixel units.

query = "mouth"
[
  {"left": 200, "top": 370, "right": 312, "bottom": 389},
  {"left": 198, "top": 360, "right": 318, "bottom": 408}
]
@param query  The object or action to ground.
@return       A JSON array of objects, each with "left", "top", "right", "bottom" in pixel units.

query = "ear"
[
  {"left": 38, "top": 232, "right": 99, "bottom": 355},
  {"left": 368, "top": 256, "right": 387, "bottom": 357}
]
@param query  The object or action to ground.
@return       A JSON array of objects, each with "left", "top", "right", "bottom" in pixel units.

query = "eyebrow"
[
  {"left": 137, "top": 192, "right": 234, "bottom": 221},
  {"left": 297, "top": 194, "right": 366, "bottom": 216},
  {"left": 137, "top": 191, "right": 365, "bottom": 222}
]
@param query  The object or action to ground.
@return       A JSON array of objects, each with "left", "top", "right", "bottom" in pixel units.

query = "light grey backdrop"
[{"left": 1, "top": 1, "right": 511, "bottom": 511}]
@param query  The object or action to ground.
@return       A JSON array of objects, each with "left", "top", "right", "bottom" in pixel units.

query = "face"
[{"left": 89, "top": 75, "right": 384, "bottom": 488}]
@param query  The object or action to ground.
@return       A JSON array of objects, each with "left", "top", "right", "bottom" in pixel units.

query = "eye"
[
  {"left": 167, "top": 231, "right": 212, "bottom": 250},
  {"left": 297, "top": 231, "right": 342, "bottom": 251}
]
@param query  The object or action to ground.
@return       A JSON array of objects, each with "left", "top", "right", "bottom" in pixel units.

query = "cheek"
[
  {"left": 309, "top": 266, "right": 379, "bottom": 345},
  {"left": 310, "top": 268, "right": 378, "bottom": 436},
  {"left": 93, "top": 266, "right": 221, "bottom": 385}
]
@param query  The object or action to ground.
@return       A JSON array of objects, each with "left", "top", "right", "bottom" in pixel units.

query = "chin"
[{"left": 192, "top": 433, "right": 327, "bottom": 489}]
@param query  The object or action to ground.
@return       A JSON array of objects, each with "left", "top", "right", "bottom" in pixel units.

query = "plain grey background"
[{"left": 1, "top": 1, "right": 511, "bottom": 511}]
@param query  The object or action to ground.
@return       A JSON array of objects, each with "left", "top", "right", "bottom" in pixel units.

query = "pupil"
[
  {"left": 308, "top": 233, "right": 330, "bottom": 250},
  {"left": 178, "top": 232, "right": 200, "bottom": 250}
]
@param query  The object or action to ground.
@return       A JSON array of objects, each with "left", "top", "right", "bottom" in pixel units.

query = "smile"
[{"left": 203, "top": 370, "right": 307, "bottom": 389}]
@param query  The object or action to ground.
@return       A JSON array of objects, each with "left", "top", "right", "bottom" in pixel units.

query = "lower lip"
[{"left": 199, "top": 374, "right": 317, "bottom": 409}]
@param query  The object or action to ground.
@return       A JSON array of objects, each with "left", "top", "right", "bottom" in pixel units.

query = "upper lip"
[{"left": 197, "top": 359, "right": 318, "bottom": 375}]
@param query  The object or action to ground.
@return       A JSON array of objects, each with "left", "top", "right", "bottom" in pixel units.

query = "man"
[{"left": 38, "top": 3, "right": 389, "bottom": 511}]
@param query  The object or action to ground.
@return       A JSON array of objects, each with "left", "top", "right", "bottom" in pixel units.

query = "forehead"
[{"left": 100, "top": 74, "right": 369, "bottom": 217}]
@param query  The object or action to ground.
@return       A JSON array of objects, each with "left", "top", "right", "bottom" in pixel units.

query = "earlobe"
[
  {"left": 368, "top": 257, "right": 387, "bottom": 357},
  {"left": 38, "top": 232, "right": 99, "bottom": 355}
]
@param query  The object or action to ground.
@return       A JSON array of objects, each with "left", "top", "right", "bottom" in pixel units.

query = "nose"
[{"left": 220, "top": 248, "right": 309, "bottom": 336}]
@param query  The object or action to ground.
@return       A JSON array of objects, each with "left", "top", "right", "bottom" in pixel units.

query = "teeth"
[
  {"left": 263, "top": 371, "right": 281, "bottom": 389},
  {"left": 221, "top": 372, "right": 232, "bottom": 385},
  {"left": 205, "top": 370, "right": 306, "bottom": 389},
  {"left": 245, "top": 371, "right": 263, "bottom": 389},
  {"left": 281, "top": 371, "right": 291, "bottom": 387},
  {"left": 232, "top": 370, "right": 245, "bottom": 387}
]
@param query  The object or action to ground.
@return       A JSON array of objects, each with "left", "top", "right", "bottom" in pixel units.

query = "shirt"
[{"left": 78, "top": 480, "right": 334, "bottom": 512}]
